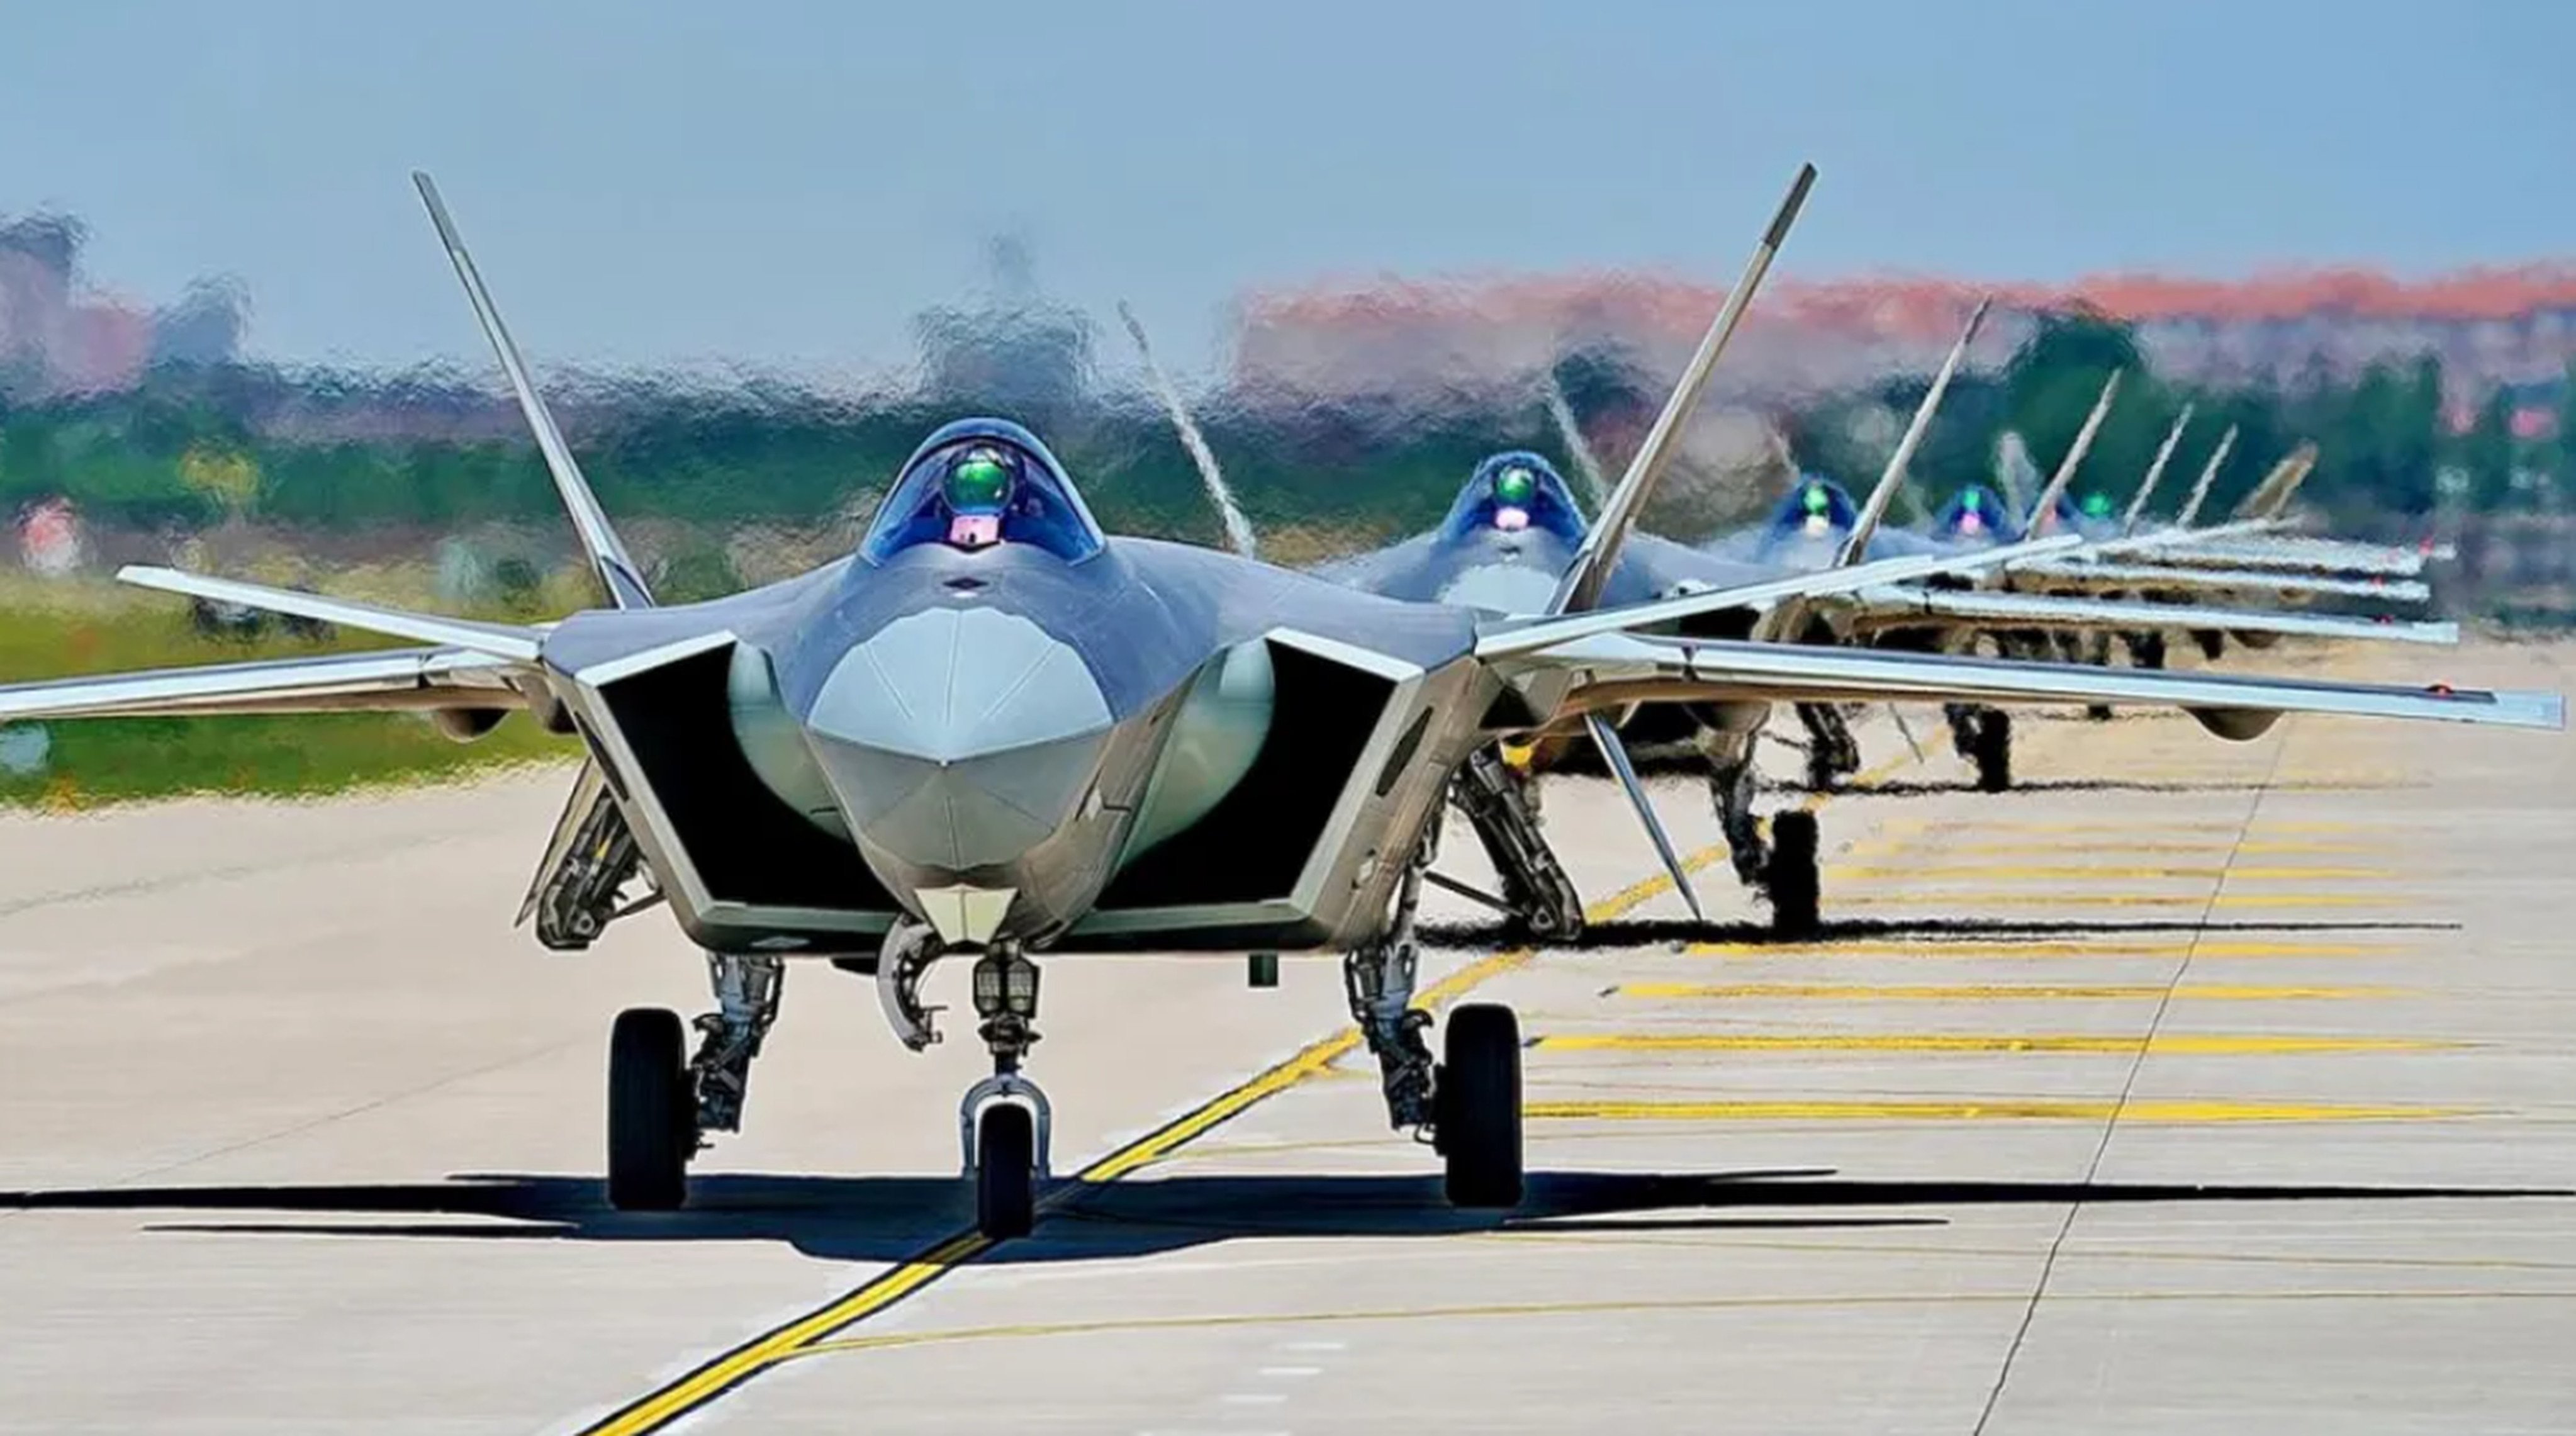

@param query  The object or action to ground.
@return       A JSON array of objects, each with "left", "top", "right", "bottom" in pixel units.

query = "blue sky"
[{"left": 3, "top": 0, "right": 2570, "bottom": 375}]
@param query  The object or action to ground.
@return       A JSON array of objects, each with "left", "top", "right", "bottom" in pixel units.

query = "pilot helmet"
[
  {"left": 1491, "top": 463, "right": 1538, "bottom": 532},
  {"left": 1800, "top": 481, "right": 1835, "bottom": 535},
  {"left": 941, "top": 444, "right": 1019, "bottom": 549}
]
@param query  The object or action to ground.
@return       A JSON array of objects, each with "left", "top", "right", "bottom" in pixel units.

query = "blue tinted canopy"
[
  {"left": 1766, "top": 474, "right": 1859, "bottom": 535},
  {"left": 1436, "top": 452, "right": 1588, "bottom": 546},
  {"left": 1934, "top": 483, "right": 2023, "bottom": 542},
  {"left": 860, "top": 418, "right": 1105, "bottom": 564}
]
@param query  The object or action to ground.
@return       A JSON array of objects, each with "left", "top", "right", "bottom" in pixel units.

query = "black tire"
[
  {"left": 976, "top": 1102, "right": 1037, "bottom": 1240},
  {"left": 1972, "top": 709, "right": 2013, "bottom": 793},
  {"left": 1767, "top": 809, "right": 1821, "bottom": 940},
  {"left": 1440, "top": 1003, "right": 1523, "bottom": 1208},
  {"left": 607, "top": 1007, "right": 692, "bottom": 1211}
]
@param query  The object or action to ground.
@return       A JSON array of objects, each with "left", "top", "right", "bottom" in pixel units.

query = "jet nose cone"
[
  {"left": 1438, "top": 561, "right": 1563, "bottom": 616},
  {"left": 803, "top": 607, "right": 1114, "bottom": 873}
]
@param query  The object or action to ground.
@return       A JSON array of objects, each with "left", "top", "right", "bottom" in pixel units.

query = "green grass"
[{"left": 0, "top": 578, "right": 578, "bottom": 811}]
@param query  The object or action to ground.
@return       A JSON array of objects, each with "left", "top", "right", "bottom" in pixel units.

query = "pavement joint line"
[
  {"left": 772, "top": 1287, "right": 2576, "bottom": 1364},
  {"left": 1971, "top": 707, "right": 2295, "bottom": 1435},
  {"left": 566, "top": 747, "right": 1923, "bottom": 1435}
]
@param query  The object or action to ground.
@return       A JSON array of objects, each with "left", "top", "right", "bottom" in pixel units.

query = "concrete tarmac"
[{"left": 3, "top": 641, "right": 2572, "bottom": 1433}]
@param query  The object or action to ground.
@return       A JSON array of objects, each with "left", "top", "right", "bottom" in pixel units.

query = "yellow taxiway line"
[
  {"left": 1684, "top": 940, "right": 2405, "bottom": 961},
  {"left": 1531, "top": 1033, "right": 2446, "bottom": 1055},
  {"left": 1524, "top": 1098, "right": 2472, "bottom": 1123},
  {"left": 1515, "top": 1103, "right": 2462, "bottom": 1124},
  {"left": 1613, "top": 982, "right": 2398, "bottom": 1001},
  {"left": 574, "top": 751, "right": 1915, "bottom": 1435},
  {"left": 1830, "top": 892, "right": 2408, "bottom": 909}
]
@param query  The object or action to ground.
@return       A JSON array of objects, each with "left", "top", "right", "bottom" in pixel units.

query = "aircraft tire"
[
  {"left": 1767, "top": 810, "right": 1821, "bottom": 939},
  {"left": 607, "top": 1007, "right": 692, "bottom": 1211},
  {"left": 1972, "top": 710, "right": 2013, "bottom": 793},
  {"left": 976, "top": 1102, "right": 1037, "bottom": 1240},
  {"left": 1440, "top": 1004, "right": 1524, "bottom": 1209}
]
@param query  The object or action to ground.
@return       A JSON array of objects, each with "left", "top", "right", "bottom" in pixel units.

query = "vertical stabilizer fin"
[
  {"left": 1837, "top": 294, "right": 1991, "bottom": 566},
  {"left": 2122, "top": 403, "right": 2196, "bottom": 536},
  {"left": 1542, "top": 374, "right": 1614, "bottom": 513},
  {"left": 412, "top": 172, "right": 653, "bottom": 610},
  {"left": 2175, "top": 424, "right": 2241, "bottom": 529},
  {"left": 1117, "top": 301, "right": 1260, "bottom": 560},
  {"left": 1547, "top": 162, "right": 1817, "bottom": 616},
  {"left": 2024, "top": 368, "right": 2124, "bottom": 536}
]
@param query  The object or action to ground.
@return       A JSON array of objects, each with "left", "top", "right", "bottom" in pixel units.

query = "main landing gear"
[
  {"left": 1947, "top": 704, "right": 2013, "bottom": 792},
  {"left": 1347, "top": 838, "right": 1524, "bottom": 1208},
  {"left": 1450, "top": 746, "right": 1584, "bottom": 943},
  {"left": 875, "top": 917, "right": 1052, "bottom": 1240},
  {"left": 1694, "top": 724, "right": 1818, "bottom": 939},
  {"left": 1793, "top": 702, "right": 1863, "bottom": 792},
  {"left": 605, "top": 952, "right": 783, "bottom": 1211}
]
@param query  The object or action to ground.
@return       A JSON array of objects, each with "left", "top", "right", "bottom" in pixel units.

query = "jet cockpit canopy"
[
  {"left": 859, "top": 418, "right": 1105, "bottom": 564},
  {"left": 1436, "top": 452, "right": 1587, "bottom": 546}
]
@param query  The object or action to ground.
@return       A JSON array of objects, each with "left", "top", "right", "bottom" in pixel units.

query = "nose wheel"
[{"left": 972, "top": 1096, "right": 1042, "bottom": 1239}]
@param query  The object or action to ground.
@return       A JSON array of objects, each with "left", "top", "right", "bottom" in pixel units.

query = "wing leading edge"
[
  {"left": 1501, "top": 631, "right": 2562, "bottom": 736},
  {"left": 0, "top": 647, "right": 530, "bottom": 722}
]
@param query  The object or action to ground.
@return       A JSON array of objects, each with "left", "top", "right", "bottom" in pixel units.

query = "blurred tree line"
[{"left": 3, "top": 311, "right": 2570, "bottom": 555}]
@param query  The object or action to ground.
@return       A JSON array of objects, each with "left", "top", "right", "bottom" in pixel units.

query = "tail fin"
[
  {"left": 2024, "top": 368, "right": 2124, "bottom": 535},
  {"left": 2234, "top": 442, "right": 2318, "bottom": 521},
  {"left": 1116, "top": 301, "right": 1260, "bottom": 560},
  {"left": 1541, "top": 373, "right": 1614, "bottom": 513},
  {"left": 412, "top": 172, "right": 653, "bottom": 610},
  {"left": 2120, "top": 404, "right": 2195, "bottom": 536},
  {"left": 1546, "top": 162, "right": 1817, "bottom": 615},
  {"left": 1837, "top": 294, "right": 1990, "bottom": 566},
  {"left": 2173, "top": 424, "right": 2240, "bottom": 528}
]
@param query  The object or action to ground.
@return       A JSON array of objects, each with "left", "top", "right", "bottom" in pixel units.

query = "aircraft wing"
[
  {"left": 1476, "top": 534, "right": 2085, "bottom": 659},
  {"left": 2122, "top": 536, "right": 2427, "bottom": 579},
  {"left": 1499, "top": 631, "right": 2561, "bottom": 736},
  {"left": 0, "top": 647, "right": 530, "bottom": 722},
  {"left": 118, "top": 566, "right": 547, "bottom": 661},
  {"left": 2001, "top": 558, "right": 2430, "bottom": 605},
  {"left": 1838, "top": 585, "right": 2460, "bottom": 646}
]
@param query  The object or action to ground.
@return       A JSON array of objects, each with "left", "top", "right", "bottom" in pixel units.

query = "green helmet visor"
[
  {"left": 2081, "top": 491, "right": 2114, "bottom": 518},
  {"left": 943, "top": 453, "right": 1013, "bottom": 513},
  {"left": 1801, "top": 484, "right": 1832, "bottom": 516},
  {"left": 1494, "top": 468, "right": 1537, "bottom": 507}
]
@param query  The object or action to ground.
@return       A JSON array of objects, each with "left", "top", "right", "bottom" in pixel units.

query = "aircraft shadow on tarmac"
[
  {"left": 6, "top": 1168, "right": 2565, "bottom": 1267},
  {"left": 1416, "top": 915, "right": 2460, "bottom": 952}
]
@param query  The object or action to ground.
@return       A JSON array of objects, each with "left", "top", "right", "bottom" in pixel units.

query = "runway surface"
[{"left": 4, "top": 641, "right": 2572, "bottom": 1433}]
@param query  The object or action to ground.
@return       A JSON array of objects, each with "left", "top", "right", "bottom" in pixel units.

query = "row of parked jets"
[{"left": 0, "top": 164, "right": 2546, "bottom": 1238}]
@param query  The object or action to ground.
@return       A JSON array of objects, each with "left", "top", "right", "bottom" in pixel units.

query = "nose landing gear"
[{"left": 961, "top": 946, "right": 1050, "bottom": 1240}]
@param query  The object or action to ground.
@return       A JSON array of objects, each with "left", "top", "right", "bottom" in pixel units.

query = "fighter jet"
[
  {"left": 3, "top": 167, "right": 2558, "bottom": 1242},
  {"left": 1136, "top": 284, "right": 2450, "bottom": 940}
]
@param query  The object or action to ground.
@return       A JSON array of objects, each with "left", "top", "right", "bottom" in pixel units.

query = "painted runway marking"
[
  {"left": 1612, "top": 982, "right": 2397, "bottom": 1001},
  {"left": 1532, "top": 1033, "right": 2444, "bottom": 1055},
  {"left": 1686, "top": 941, "right": 2408, "bottom": 960},
  {"left": 1522, "top": 1099, "right": 2472, "bottom": 1122},
  {"left": 1829, "top": 865, "right": 2395, "bottom": 882},
  {"left": 565, "top": 747, "right": 1940, "bottom": 1436},
  {"left": 1830, "top": 892, "right": 2411, "bottom": 909}
]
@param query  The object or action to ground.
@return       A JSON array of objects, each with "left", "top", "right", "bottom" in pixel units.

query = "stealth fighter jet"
[{"left": 3, "top": 167, "right": 2558, "bottom": 1243}]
